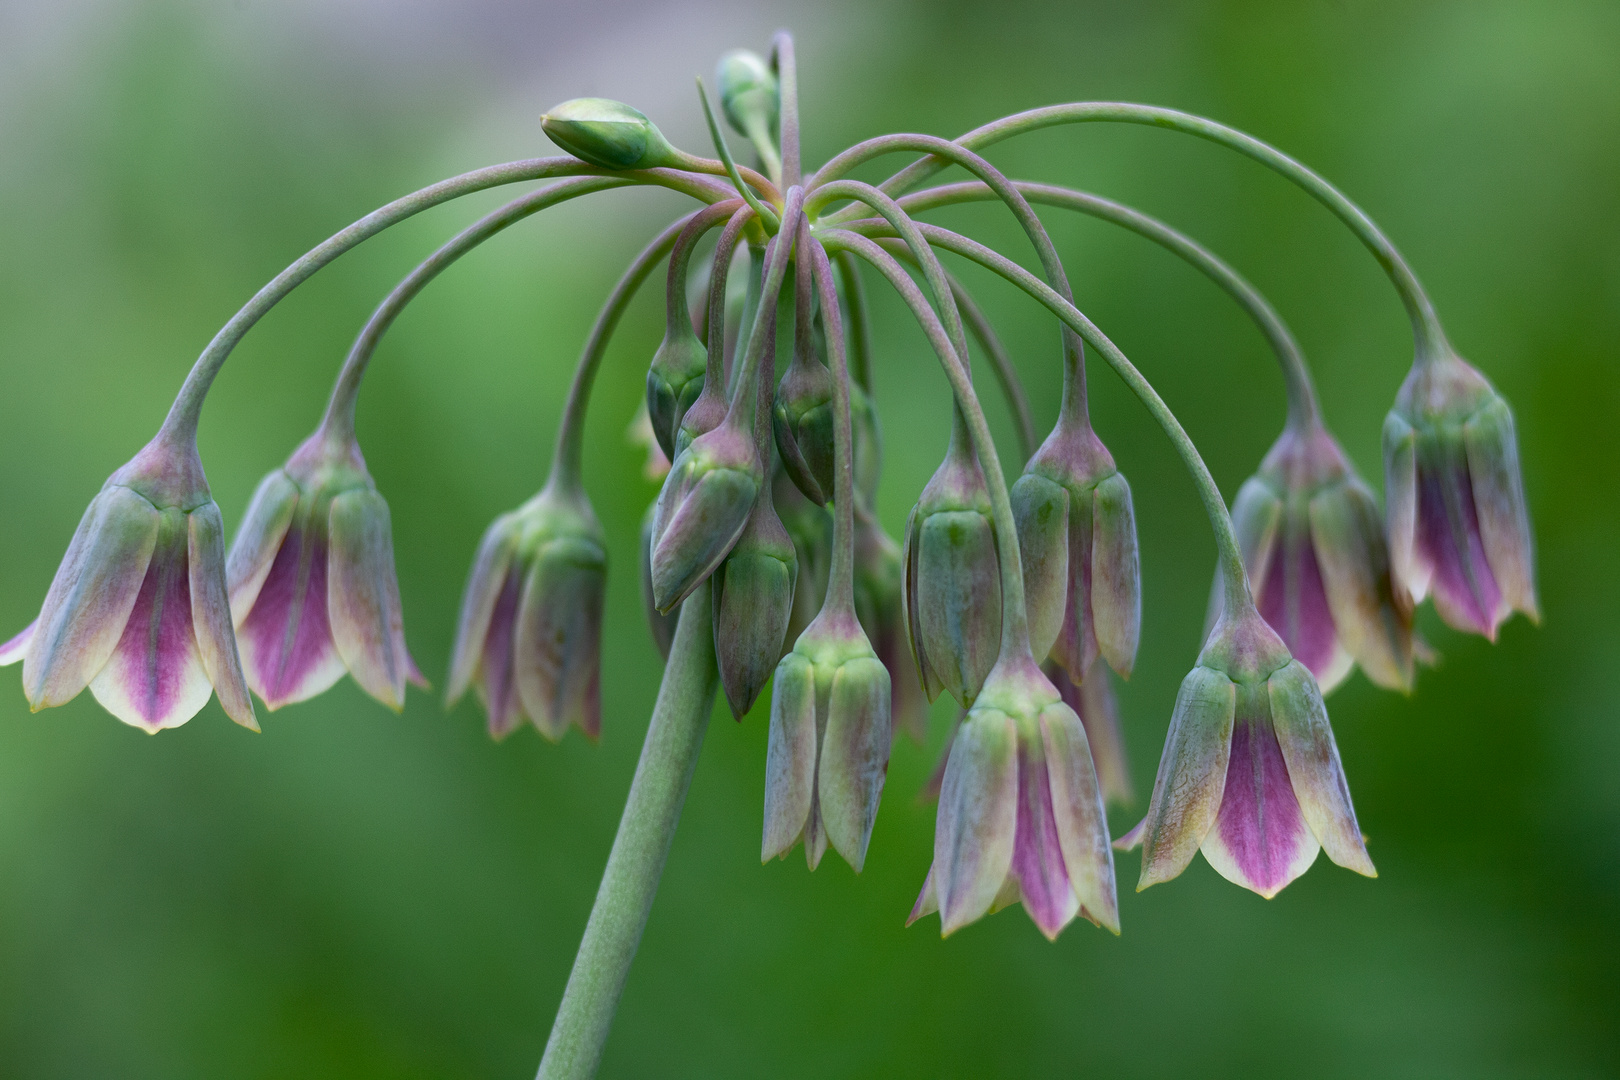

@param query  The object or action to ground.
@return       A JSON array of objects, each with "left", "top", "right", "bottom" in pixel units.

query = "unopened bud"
[
  {"left": 541, "top": 98, "right": 681, "bottom": 171},
  {"left": 648, "top": 423, "right": 762, "bottom": 612},
  {"left": 772, "top": 347, "right": 836, "bottom": 504},
  {"left": 646, "top": 324, "right": 708, "bottom": 463},
  {"left": 713, "top": 492, "right": 798, "bottom": 718},
  {"left": 716, "top": 50, "right": 779, "bottom": 139}
]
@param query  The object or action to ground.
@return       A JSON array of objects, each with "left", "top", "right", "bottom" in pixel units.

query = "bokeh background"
[{"left": 0, "top": 1, "right": 1615, "bottom": 1076}]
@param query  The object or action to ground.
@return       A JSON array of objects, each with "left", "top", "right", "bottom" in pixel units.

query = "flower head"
[
  {"left": 227, "top": 430, "right": 424, "bottom": 713},
  {"left": 1011, "top": 421, "right": 1139, "bottom": 681},
  {"left": 447, "top": 481, "right": 605, "bottom": 741},
  {"left": 909, "top": 657, "right": 1117, "bottom": 939},
  {"left": 763, "top": 607, "right": 891, "bottom": 870},
  {"left": 1383, "top": 352, "right": 1537, "bottom": 638},
  {"left": 1126, "top": 607, "right": 1375, "bottom": 898},
  {"left": 4, "top": 435, "right": 255, "bottom": 733},
  {"left": 1221, "top": 421, "right": 1414, "bottom": 693}
]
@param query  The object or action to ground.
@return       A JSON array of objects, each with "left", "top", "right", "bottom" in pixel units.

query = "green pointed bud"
[
  {"left": 540, "top": 98, "right": 682, "bottom": 171},
  {"left": 713, "top": 492, "right": 798, "bottom": 718},
  {"left": 902, "top": 441, "right": 1001, "bottom": 706},
  {"left": 763, "top": 610, "right": 891, "bottom": 872},
  {"left": 648, "top": 423, "right": 762, "bottom": 613},
  {"left": 716, "top": 50, "right": 779, "bottom": 139},
  {"left": 638, "top": 506, "right": 679, "bottom": 660},
  {"left": 853, "top": 506, "right": 927, "bottom": 742},
  {"left": 647, "top": 324, "right": 708, "bottom": 463},
  {"left": 1011, "top": 421, "right": 1139, "bottom": 682},
  {"left": 772, "top": 345, "right": 836, "bottom": 505}
]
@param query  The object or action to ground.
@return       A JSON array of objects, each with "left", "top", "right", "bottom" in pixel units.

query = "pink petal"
[
  {"left": 1200, "top": 700, "right": 1320, "bottom": 898},
  {"left": 1012, "top": 732, "right": 1081, "bottom": 940},
  {"left": 88, "top": 513, "right": 213, "bottom": 732},
  {"left": 906, "top": 865, "right": 939, "bottom": 927},
  {"left": 327, "top": 490, "right": 415, "bottom": 710},
  {"left": 225, "top": 470, "right": 300, "bottom": 622},
  {"left": 475, "top": 566, "right": 526, "bottom": 740},
  {"left": 0, "top": 620, "right": 36, "bottom": 667},
  {"left": 934, "top": 710, "right": 1018, "bottom": 936},
  {"left": 1256, "top": 514, "right": 1350, "bottom": 691},
  {"left": 1137, "top": 666, "right": 1235, "bottom": 890},
  {"left": 1416, "top": 455, "right": 1504, "bottom": 638},
  {"left": 446, "top": 515, "right": 519, "bottom": 708},
  {"left": 237, "top": 515, "right": 345, "bottom": 710},
  {"left": 1041, "top": 701, "right": 1119, "bottom": 933}
]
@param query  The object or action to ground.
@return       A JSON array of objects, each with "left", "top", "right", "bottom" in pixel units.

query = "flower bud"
[
  {"left": 3, "top": 435, "right": 255, "bottom": 732},
  {"left": 227, "top": 430, "right": 426, "bottom": 712},
  {"left": 909, "top": 657, "right": 1117, "bottom": 939},
  {"left": 716, "top": 50, "right": 779, "bottom": 139},
  {"left": 712, "top": 492, "right": 798, "bottom": 718},
  {"left": 648, "top": 422, "right": 762, "bottom": 613},
  {"left": 1383, "top": 352, "right": 1537, "bottom": 639},
  {"left": 540, "top": 98, "right": 682, "bottom": 171},
  {"left": 853, "top": 506, "right": 928, "bottom": 741},
  {"left": 902, "top": 440, "right": 1001, "bottom": 706},
  {"left": 763, "top": 610, "right": 891, "bottom": 871},
  {"left": 646, "top": 322, "right": 708, "bottom": 463},
  {"left": 447, "top": 482, "right": 605, "bottom": 741},
  {"left": 772, "top": 347, "right": 837, "bottom": 505},
  {"left": 1217, "top": 422, "right": 1414, "bottom": 693},
  {"left": 639, "top": 506, "right": 679, "bottom": 660},
  {"left": 1049, "top": 659, "right": 1132, "bottom": 808},
  {"left": 1127, "top": 609, "right": 1375, "bottom": 898},
  {"left": 1011, "top": 422, "right": 1139, "bottom": 681}
]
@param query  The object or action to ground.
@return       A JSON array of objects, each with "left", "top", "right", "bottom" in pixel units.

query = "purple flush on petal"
[
  {"left": 1203, "top": 714, "right": 1319, "bottom": 898},
  {"left": 478, "top": 568, "right": 524, "bottom": 739},
  {"left": 1012, "top": 741, "right": 1078, "bottom": 939},
  {"left": 237, "top": 523, "right": 344, "bottom": 709},
  {"left": 1416, "top": 459, "right": 1502, "bottom": 638},
  {"left": 90, "top": 538, "right": 213, "bottom": 732},
  {"left": 1257, "top": 528, "right": 1339, "bottom": 680}
]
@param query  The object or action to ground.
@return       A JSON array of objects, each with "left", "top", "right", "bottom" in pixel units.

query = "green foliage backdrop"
[{"left": 0, "top": 1, "right": 1614, "bottom": 1076}]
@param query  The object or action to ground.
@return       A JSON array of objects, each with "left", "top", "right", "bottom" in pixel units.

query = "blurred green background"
[{"left": 0, "top": 1, "right": 1615, "bottom": 1076}]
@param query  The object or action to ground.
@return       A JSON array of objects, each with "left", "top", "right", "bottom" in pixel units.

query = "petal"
[
  {"left": 1050, "top": 486, "right": 1097, "bottom": 681},
  {"left": 0, "top": 620, "right": 36, "bottom": 666},
  {"left": 1089, "top": 473, "right": 1141, "bottom": 679},
  {"left": 934, "top": 709, "right": 1019, "bottom": 936},
  {"left": 1415, "top": 443, "right": 1504, "bottom": 638},
  {"left": 1268, "top": 661, "right": 1376, "bottom": 877},
  {"left": 1310, "top": 480, "right": 1415, "bottom": 693},
  {"left": 1013, "top": 723, "right": 1080, "bottom": 940},
  {"left": 327, "top": 490, "right": 415, "bottom": 710},
  {"left": 1112, "top": 817, "right": 1146, "bottom": 852},
  {"left": 1463, "top": 396, "right": 1539, "bottom": 622},
  {"left": 225, "top": 470, "right": 300, "bottom": 623},
  {"left": 900, "top": 505, "right": 942, "bottom": 702},
  {"left": 1200, "top": 686, "right": 1320, "bottom": 898},
  {"left": 1382, "top": 411, "right": 1426, "bottom": 606},
  {"left": 25, "top": 485, "right": 161, "bottom": 709},
  {"left": 763, "top": 652, "right": 817, "bottom": 862},
  {"left": 1010, "top": 472, "right": 1070, "bottom": 665},
  {"left": 88, "top": 512, "right": 213, "bottom": 732},
  {"left": 188, "top": 503, "right": 256, "bottom": 730},
  {"left": 446, "top": 515, "right": 520, "bottom": 707},
  {"left": 1256, "top": 504, "right": 1346, "bottom": 689},
  {"left": 475, "top": 566, "right": 527, "bottom": 740},
  {"left": 514, "top": 537, "right": 607, "bottom": 741},
  {"left": 1137, "top": 665, "right": 1236, "bottom": 891},
  {"left": 236, "top": 508, "right": 345, "bottom": 710},
  {"left": 713, "top": 548, "right": 798, "bottom": 719},
  {"left": 817, "top": 656, "right": 892, "bottom": 872},
  {"left": 1041, "top": 702, "right": 1119, "bottom": 934},
  {"left": 1053, "top": 660, "right": 1133, "bottom": 808},
  {"left": 906, "top": 865, "right": 939, "bottom": 927},
  {"left": 915, "top": 510, "right": 1002, "bottom": 706}
]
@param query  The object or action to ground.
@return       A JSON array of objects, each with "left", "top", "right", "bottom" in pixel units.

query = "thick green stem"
[
  {"left": 535, "top": 581, "right": 719, "bottom": 1080},
  {"left": 832, "top": 221, "right": 1256, "bottom": 616},
  {"left": 893, "top": 179, "right": 1321, "bottom": 431},
  {"left": 823, "top": 103, "right": 1447, "bottom": 359},
  {"left": 156, "top": 161, "right": 730, "bottom": 446},
  {"left": 317, "top": 178, "right": 630, "bottom": 444},
  {"left": 818, "top": 231, "right": 1033, "bottom": 659}
]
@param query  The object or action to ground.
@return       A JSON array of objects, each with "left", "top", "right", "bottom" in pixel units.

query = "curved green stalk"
[
  {"left": 827, "top": 220, "right": 1255, "bottom": 616},
  {"left": 817, "top": 104, "right": 1447, "bottom": 359},
  {"left": 832, "top": 250, "right": 874, "bottom": 393},
  {"left": 806, "top": 233, "right": 858, "bottom": 609},
  {"left": 894, "top": 179, "right": 1320, "bottom": 431},
  {"left": 772, "top": 31, "right": 802, "bottom": 188},
  {"left": 319, "top": 177, "right": 631, "bottom": 444},
  {"left": 697, "top": 79, "right": 781, "bottom": 232},
  {"left": 535, "top": 581, "right": 719, "bottom": 1080},
  {"left": 156, "top": 160, "right": 732, "bottom": 447}
]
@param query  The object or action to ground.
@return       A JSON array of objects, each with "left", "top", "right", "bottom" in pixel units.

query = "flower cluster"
[{"left": 2, "top": 37, "right": 1536, "bottom": 955}]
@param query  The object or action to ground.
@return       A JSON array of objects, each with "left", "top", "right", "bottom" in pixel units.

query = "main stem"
[{"left": 536, "top": 581, "right": 720, "bottom": 1080}]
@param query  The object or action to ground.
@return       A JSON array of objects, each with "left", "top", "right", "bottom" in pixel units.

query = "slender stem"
[
  {"left": 833, "top": 250, "right": 873, "bottom": 393},
  {"left": 720, "top": 189, "right": 806, "bottom": 439},
  {"left": 156, "top": 160, "right": 731, "bottom": 446},
  {"left": 317, "top": 178, "right": 629, "bottom": 443},
  {"left": 816, "top": 231, "right": 1033, "bottom": 658},
  {"left": 663, "top": 202, "right": 745, "bottom": 344},
  {"left": 820, "top": 103, "right": 1447, "bottom": 358},
  {"left": 772, "top": 32, "right": 801, "bottom": 189},
  {"left": 552, "top": 215, "right": 703, "bottom": 486},
  {"left": 832, "top": 220, "right": 1255, "bottom": 614},
  {"left": 701, "top": 207, "right": 759, "bottom": 406},
  {"left": 893, "top": 179, "right": 1321, "bottom": 430},
  {"left": 807, "top": 235, "right": 857, "bottom": 609},
  {"left": 696, "top": 81, "right": 781, "bottom": 232},
  {"left": 740, "top": 111, "right": 783, "bottom": 186},
  {"left": 535, "top": 580, "right": 719, "bottom": 1080}
]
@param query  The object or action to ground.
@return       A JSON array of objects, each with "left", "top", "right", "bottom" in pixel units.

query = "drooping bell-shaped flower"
[
  {"left": 909, "top": 657, "right": 1118, "bottom": 940},
  {"left": 713, "top": 489, "right": 798, "bottom": 718},
  {"left": 852, "top": 503, "right": 928, "bottom": 742},
  {"left": 227, "top": 426, "right": 425, "bottom": 712},
  {"left": 1048, "top": 659, "right": 1133, "bottom": 808},
  {"left": 447, "top": 479, "right": 605, "bottom": 741},
  {"left": 1124, "top": 603, "right": 1376, "bottom": 898},
  {"left": 540, "top": 98, "right": 684, "bottom": 171},
  {"left": 2, "top": 432, "right": 256, "bottom": 733},
  {"left": 1383, "top": 350, "right": 1537, "bottom": 638},
  {"left": 902, "top": 424, "right": 1002, "bottom": 707},
  {"left": 1011, "top": 418, "right": 1139, "bottom": 681},
  {"left": 1217, "top": 420, "right": 1414, "bottom": 693}
]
